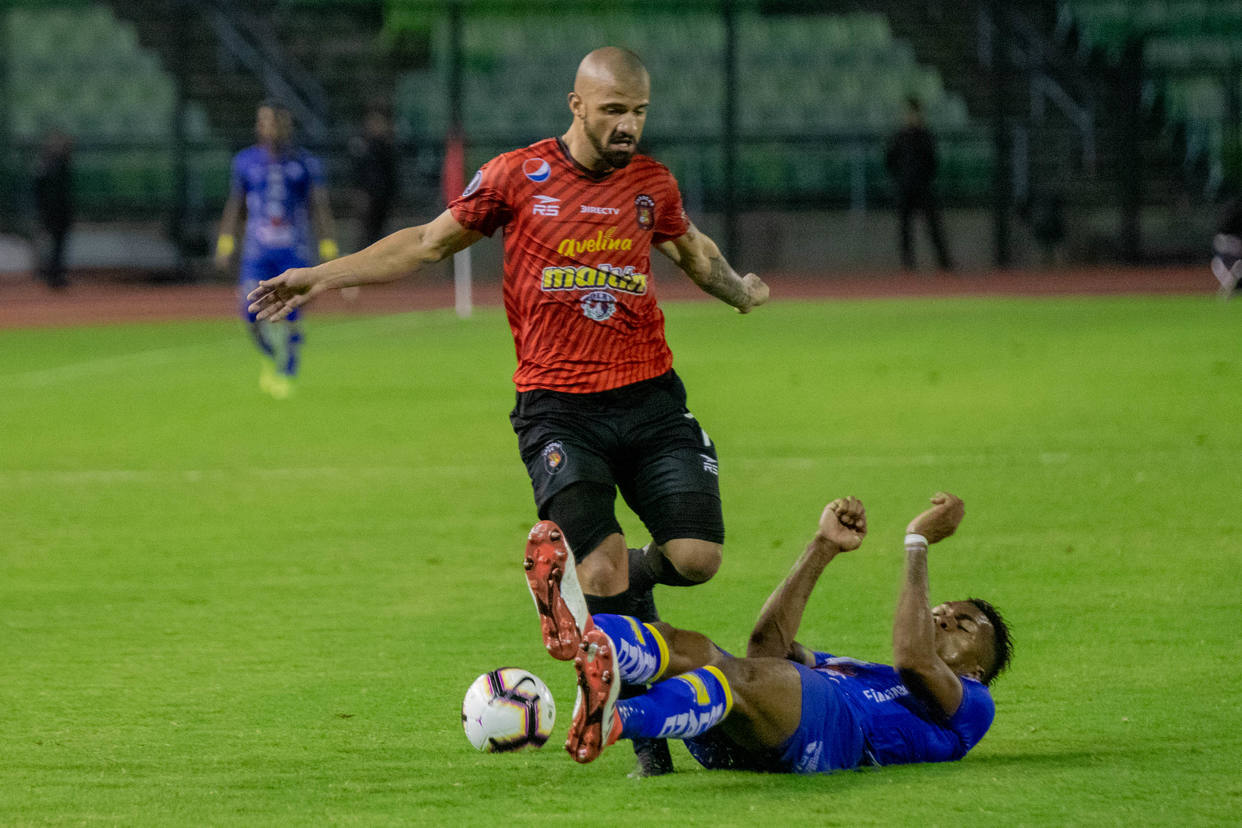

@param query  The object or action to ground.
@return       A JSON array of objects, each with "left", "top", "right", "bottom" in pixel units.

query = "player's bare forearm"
[
  {"left": 323, "top": 226, "right": 436, "bottom": 287},
  {"left": 748, "top": 497, "right": 866, "bottom": 662},
  {"left": 892, "top": 545, "right": 937, "bottom": 670},
  {"left": 893, "top": 492, "right": 967, "bottom": 668},
  {"left": 248, "top": 211, "right": 481, "bottom": 320},
  {"left": 694, "top": 252, "right": 754, "bottom": 308},
  {"left": 659, "top": 225, "right": 769, "bottom": 312},
  {"left": 746, "top": 535, "right": 839, "bottom": 662},
  {"left": 892, "top": 519, "right": 964, "bottom": 716},
  {"left": 217, "top": 196, "right": 241, "bottom": 240},
  {"left": 214, "top": 195, "right": 243, "bottom": 269}
]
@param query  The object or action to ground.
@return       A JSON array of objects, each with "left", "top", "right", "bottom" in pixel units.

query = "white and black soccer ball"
[{"left": 461, "top": 667, "right": 556, "bottom": 752}]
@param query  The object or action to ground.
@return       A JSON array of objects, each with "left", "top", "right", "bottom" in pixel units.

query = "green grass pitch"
[{"left": 1, "top": 295, "right": 1238, "bottom": 825}]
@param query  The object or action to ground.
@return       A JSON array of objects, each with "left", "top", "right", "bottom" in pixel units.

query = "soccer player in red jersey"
[{"left": 248, "top": 47, "right": 768, "bottom": 773}]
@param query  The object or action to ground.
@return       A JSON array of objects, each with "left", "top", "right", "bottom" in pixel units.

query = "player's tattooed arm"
[
  {"left": 658, "top": 224, "right": 769, "bottom": 313},
  {"left": 702, "top": 253, "right": 754, "bottom": 308}
]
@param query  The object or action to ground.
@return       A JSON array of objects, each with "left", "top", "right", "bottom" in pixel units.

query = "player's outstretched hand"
[
  {"left": 738, "top": 273, "right": 770, "bottom": 314},
  {"left": 817, "top": 496, "right": 867, "bottom": 552},
  {"left": 905, "top": 492, "right": 965, "bottom": 545},
  {"left": 247, "top": 267, "right": 319, "bottom": 322}
]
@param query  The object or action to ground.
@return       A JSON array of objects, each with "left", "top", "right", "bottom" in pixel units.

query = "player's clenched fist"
[
  {"left": 906, "top": 492, "right": 965, "bottom": 545},
  {"left": 739, "top": 273, "right": 769, "bottom": 313},
  {"left": 817, "top": 495, "right": 867, "bottom": 551}
]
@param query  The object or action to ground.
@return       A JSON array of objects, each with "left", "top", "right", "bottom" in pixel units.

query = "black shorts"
[{"left": 510, "top": 370, "right": 723, "bottom": 549}]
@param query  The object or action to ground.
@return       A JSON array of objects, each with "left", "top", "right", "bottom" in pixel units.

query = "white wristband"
[{"left": 904, "top": 533, "right": 929, "bottom": 548}]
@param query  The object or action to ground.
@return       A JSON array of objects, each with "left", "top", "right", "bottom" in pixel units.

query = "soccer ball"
[{"left": 461, "top": 667, "right": 556, "bottom": 752}]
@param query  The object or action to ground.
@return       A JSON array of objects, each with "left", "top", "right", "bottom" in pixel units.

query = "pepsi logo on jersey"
[{"left": 523, "top": 158, "right": 551, "bottom": 182}]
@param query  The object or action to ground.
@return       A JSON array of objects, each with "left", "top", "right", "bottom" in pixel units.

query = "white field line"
[
  {"left": 0, "top": 314, "right": 439, "bottom": 389},
  {"left": 0, "top": 453, "right": 1079, "bottom": 488},
  {"left": 0, "top": 465, "right": 489, "bottom": 486},
  {"left": 732, "top": 452, "right": 1074, "bottom": 469}
]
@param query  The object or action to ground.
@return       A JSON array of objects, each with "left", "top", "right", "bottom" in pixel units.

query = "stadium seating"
[
  {"left": 3, "top": 3, "right": 222, "bottom": 214},
  {"left": 390, "top": 9, "right": 985, "bottom": 204},
  {"left": 2, "top": 2, "right": 990, "bottom": 215},
  {"left": 1060, "top": 0, "right": 1242, "bottom": 186}
]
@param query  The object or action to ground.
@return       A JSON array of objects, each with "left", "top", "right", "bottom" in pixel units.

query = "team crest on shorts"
[
  {"left": 541, "top": 441, "right": 567, "bottom": 475},
  {"left": 634, "top": 194, "right": 655, "bottom": 230},
  {"left": 580, "top": 290, "right": 617, "bottom": 321}
]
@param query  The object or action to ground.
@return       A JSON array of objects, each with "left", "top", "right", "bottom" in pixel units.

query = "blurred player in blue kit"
[
  {"left": 525, "top": 492, "right": 1013, "bottom": 772},
  {"left": 216, "top": 100, "right": 338, "bottom": 398}
]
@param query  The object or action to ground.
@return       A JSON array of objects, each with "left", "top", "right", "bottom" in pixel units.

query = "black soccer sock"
[
  {"left": 627, "top": 546, "right": 659, "bottom": 594},
  {"left": 632, "top": 543, "right": 706, "bottom": 589},
  {"left": 624, "top": 547, "right": 662, "bottom": 623},
  {"left": 584, "top": 591, "right": 633, "bottom": 618},
  {"left": 656, "top": 567, "right": 700, "bottom": 588}
]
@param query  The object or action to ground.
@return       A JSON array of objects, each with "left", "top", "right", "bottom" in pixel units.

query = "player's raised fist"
[
  {"left": 905, "top": 492, "right": 965, "bottom": 544},
  {"left": 738, "top": 273, "right": 770, "bottom": 313},
  {"left": 817, "top": 496, "right": 867, "bottom": 551}
]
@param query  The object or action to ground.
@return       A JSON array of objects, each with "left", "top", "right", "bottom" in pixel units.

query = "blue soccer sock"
[
  {"left": 616, "top": 666, "right": 734, "bottom": 740},
  {"left": 592, "top": 614, "right": 668, "bottom": 685},
  {"left": 280, "top": 322, "right": 302, "bottom": 377},
  {"left": 247, "top": 320, "right": 276, "bottom": 358}
]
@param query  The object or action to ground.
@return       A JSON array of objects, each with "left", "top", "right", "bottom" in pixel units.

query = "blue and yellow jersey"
[
  {"left": 810, "top": 652, "right": 995, "bottom": 766},
  {"left": 230, "top": 145, "right": 323, "bottom": 262}
]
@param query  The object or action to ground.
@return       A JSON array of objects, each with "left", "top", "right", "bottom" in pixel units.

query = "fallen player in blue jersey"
[{"left": 523, "top": 491, "right": 1012, "bottom": 773}]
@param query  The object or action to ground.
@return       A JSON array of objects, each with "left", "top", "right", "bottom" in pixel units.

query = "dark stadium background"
[{"left": 0, "top": 0, "right": 1236, "bottom": 286}]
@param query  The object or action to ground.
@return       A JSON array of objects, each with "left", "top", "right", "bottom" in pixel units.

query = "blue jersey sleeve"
[{"left": 946, "top": 677, "right": 995, "bottom": 753}]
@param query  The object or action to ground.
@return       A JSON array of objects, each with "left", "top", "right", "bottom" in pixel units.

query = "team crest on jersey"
[
  {"left": 580, "top": 290, "right": 617, "bottom": 321},
  {"left": 461, "top": 169, "right": 482, "bottom": 198},
  {"left": 523, "top": 158, "right": 552, "bottom": 182},
  {"left": 541, "top": 441, "right": 567, "bottom": 474},
  {"left": 634, "top": 194, "right": 655, "bottom": 230}
]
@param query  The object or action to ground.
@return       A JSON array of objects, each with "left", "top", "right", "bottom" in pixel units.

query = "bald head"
[
  {"left": 574, "top": 47, "right": 650, "bottom": 96},
  {"left": 565, "top": 47, "right": 650, "bottom": 171}
]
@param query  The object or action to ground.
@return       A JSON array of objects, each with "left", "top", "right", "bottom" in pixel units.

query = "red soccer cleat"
[
  {"left": 565, "top": 626, "right": 623, "bottom": 764},
  {"left": 524, "top": 520, "right": 592, "bottom": 660}
]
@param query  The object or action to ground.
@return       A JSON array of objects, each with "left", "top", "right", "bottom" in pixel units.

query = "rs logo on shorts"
[{"left": 541, "top": 441, "right": 566, "bottom": 474}]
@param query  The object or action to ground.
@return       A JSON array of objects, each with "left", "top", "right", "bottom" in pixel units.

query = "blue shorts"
[
  {"left": 239, "top": 247, "right": 307, "bottom": 323},
  {"left": 683, "top": 661, "right": 865, "bottom": 774}
]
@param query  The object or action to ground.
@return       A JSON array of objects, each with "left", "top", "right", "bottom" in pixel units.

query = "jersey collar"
[{"left": 555, "top": 137, "right": 615, "bottom": 182}]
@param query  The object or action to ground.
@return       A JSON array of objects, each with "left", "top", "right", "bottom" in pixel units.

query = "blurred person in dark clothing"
[
  {"left": 33, "top": 130, "right": 74, "bottom": 289},
  {"left": 885, "top": 98, "right": 953, "bottom": 272},
  {"left": 350, "top": 102, "right": 400, "bottom": 249}
]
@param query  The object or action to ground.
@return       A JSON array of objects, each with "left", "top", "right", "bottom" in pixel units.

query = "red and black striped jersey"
[{"left": 450, "top": 137, "right": 690, "bottom": 393}]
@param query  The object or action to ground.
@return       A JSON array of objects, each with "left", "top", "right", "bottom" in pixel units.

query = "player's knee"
[
  {"left": 575, "top": 533, "right": 628, "bottom": 596},
  {"left": 543, "top": 482, "right": 622, "bottom": 566},
  {"left": 662, "top": 538, "right": 722, "bottom": 584}
]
